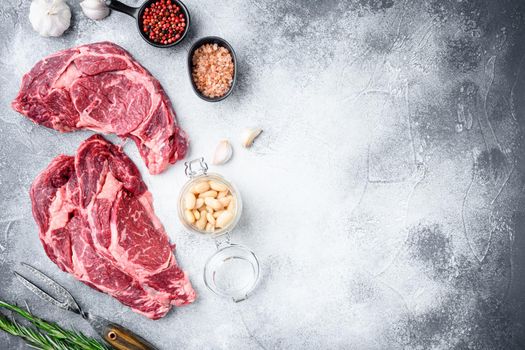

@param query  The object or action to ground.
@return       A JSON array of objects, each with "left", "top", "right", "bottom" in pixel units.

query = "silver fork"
[{"left": 14, "top": 263, "right": 159, "bottom": 350}]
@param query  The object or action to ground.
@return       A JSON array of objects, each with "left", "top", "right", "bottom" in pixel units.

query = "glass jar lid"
[{"left": 204, "top": 239, "right": 260, "bottom": 302}]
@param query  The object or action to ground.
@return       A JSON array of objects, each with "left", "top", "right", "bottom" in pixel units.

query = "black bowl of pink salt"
[
  {"left": 106, "top": 0, "right": 190, "bottom": 48},
  {"left": 187, "top": 37, "right": 237, "bottom": 102}
]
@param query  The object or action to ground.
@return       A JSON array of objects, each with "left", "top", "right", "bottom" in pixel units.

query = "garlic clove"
[
  {"left": 212, "top": 139, "right": 233, "bottom": 165},
  {"left": 241, "top": 128, "right": 263, "bottom": 148},
  {"left": 80, "top": 0, "right": 110, "bottom": 20}
]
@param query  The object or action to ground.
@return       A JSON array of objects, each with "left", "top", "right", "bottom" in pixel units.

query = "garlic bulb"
[
  {"left": 80, "top": 0, "right": 110, "bottom": 20},
  {"left": 212, "top": 140, "right": 233, "bottom": 165},
  {"left": 241, "top": 128, "right": 263, "bottom": 148},
  {"left": 29, "top": 0, "right": 71, "bottom": 37}
]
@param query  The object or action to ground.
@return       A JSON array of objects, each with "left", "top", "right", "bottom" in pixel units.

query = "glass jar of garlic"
[
  {"left": 178, "top": 158, "right": 259, "bottom": 302},
  {"left": 178, "top": 158, "right": 242, "bottom": 235}
]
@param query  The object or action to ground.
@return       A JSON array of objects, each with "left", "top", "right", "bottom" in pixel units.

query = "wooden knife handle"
[{"left": 103, "top": 323, "right": 159, "bottom": 350}]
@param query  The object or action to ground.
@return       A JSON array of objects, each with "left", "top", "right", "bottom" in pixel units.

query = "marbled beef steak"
[
  {"left": 12, "top": 42, "right": 188, "bottom": 175},
  {"left": 30, "top": 135, "right": 196, "bottom": 319}
]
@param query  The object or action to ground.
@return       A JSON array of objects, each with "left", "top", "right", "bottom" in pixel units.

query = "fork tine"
[
  {"left": 16, "top": 263, "right": 82, "bottom": 315},
  {"left": 23, "top": 300, "right": 31, "bottom": 314},
  {"left": 20, "top": 263, "right": 73, "bottom": 300},
  {"left": 13, "top": 271, "right": 67, "bottom": 310}
]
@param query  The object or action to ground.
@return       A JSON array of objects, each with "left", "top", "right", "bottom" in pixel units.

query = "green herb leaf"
[{"left": 0, "top": 300, "right": 109, "bottom": 350}]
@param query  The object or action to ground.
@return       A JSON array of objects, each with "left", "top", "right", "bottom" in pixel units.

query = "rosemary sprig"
[
  {"left": 0, "top": 300, "right": 109, "bottom": 350},
  {"left": 0, "top": 313, "right": 72, "bottom": 350}
]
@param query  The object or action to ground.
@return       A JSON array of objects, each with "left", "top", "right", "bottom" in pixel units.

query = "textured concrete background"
[{"left": 1, "top": 0, "right": 525, "bottom": 349}]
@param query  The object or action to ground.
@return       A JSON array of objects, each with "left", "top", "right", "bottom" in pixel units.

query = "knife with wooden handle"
[{"left": 89, "top": 317, "right": 158, "bottom": 350}]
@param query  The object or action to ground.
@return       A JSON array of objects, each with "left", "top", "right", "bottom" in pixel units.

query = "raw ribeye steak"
[
  {"left": 12, "top": 41, "right": 188, "bottom": 175},
  {"left": 30, "top": 135, "right": 196, "bottom": 319}
]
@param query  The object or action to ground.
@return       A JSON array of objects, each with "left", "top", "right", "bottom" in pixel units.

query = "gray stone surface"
[{"left": 1, "top": 0, "right": 525, "bottom": 349}]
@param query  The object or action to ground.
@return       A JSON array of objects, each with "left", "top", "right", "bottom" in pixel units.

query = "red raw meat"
[
  {"left": 12, "top": 42, "right": 188, "bottom": 175},
  {"left": 30, "top": 135, "right": 196, "bottom": 319}
]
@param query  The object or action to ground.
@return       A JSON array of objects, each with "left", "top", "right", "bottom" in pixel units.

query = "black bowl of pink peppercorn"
[{"left": 106, "top": 0, "right": 190, "bottom": 48}]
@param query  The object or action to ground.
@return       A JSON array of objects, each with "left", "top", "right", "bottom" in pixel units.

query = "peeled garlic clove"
[
  {"left": 195, "top": 219, "right": 206, "bottom": 231},
  {"left": 80, "top": 0, "right": 110, "bottom": 20},
  {"left": 195, "top": 210, "right": 207, "bottom": 230},
  {"left": 209, "top": 180, "right": 228, "bottom": 192},
  {"left": 204, "top": 197, "right": 223, "bottom": 211},
  {"left": 219, "top": 195, "right": 232, "bottom": 207},
  {"left": 216, "top": 211, "right": 234, "bottom": 228},
  {"left": 193, "top": 209, "right": 201, "bottom": 220},
  {"left": 212, "top": 140, "right": 233, "bottom": 165},
  {"left": 227, "top": 197, "right": 236, "bottom": 212},
  {"left": 241, "top": 128, "right": 263, "bottom": 148},
  {"left": 184, "top": 192, "right": 196, "bottom": 209},
  {"left": 192, "top": 181, "right": 210, "bottom": 194},
  {"left": 198, "top": 190, "right": 218, "bottom": 198},
  {"left": 184, "top": 210, "right": 195, "bottom": 224},
  {"left": 195, "top": 198, "right": 205, "bottom": 209},
  {"left": 206, "top": 213, "right": 216, "bottom": 226}
]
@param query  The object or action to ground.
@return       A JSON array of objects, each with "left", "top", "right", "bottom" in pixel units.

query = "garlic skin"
[
  {"left": 241, "top": 128, "right": 263, "bottom": 148},
  {"left": 80, "top": 0, "right": 110, "bottom": 20},
  {"left": 212, "top": 140, "right": 233, "bottom": 165},
  {"left": 29, "top": 0, "right": 71, "bottom": 37}
]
